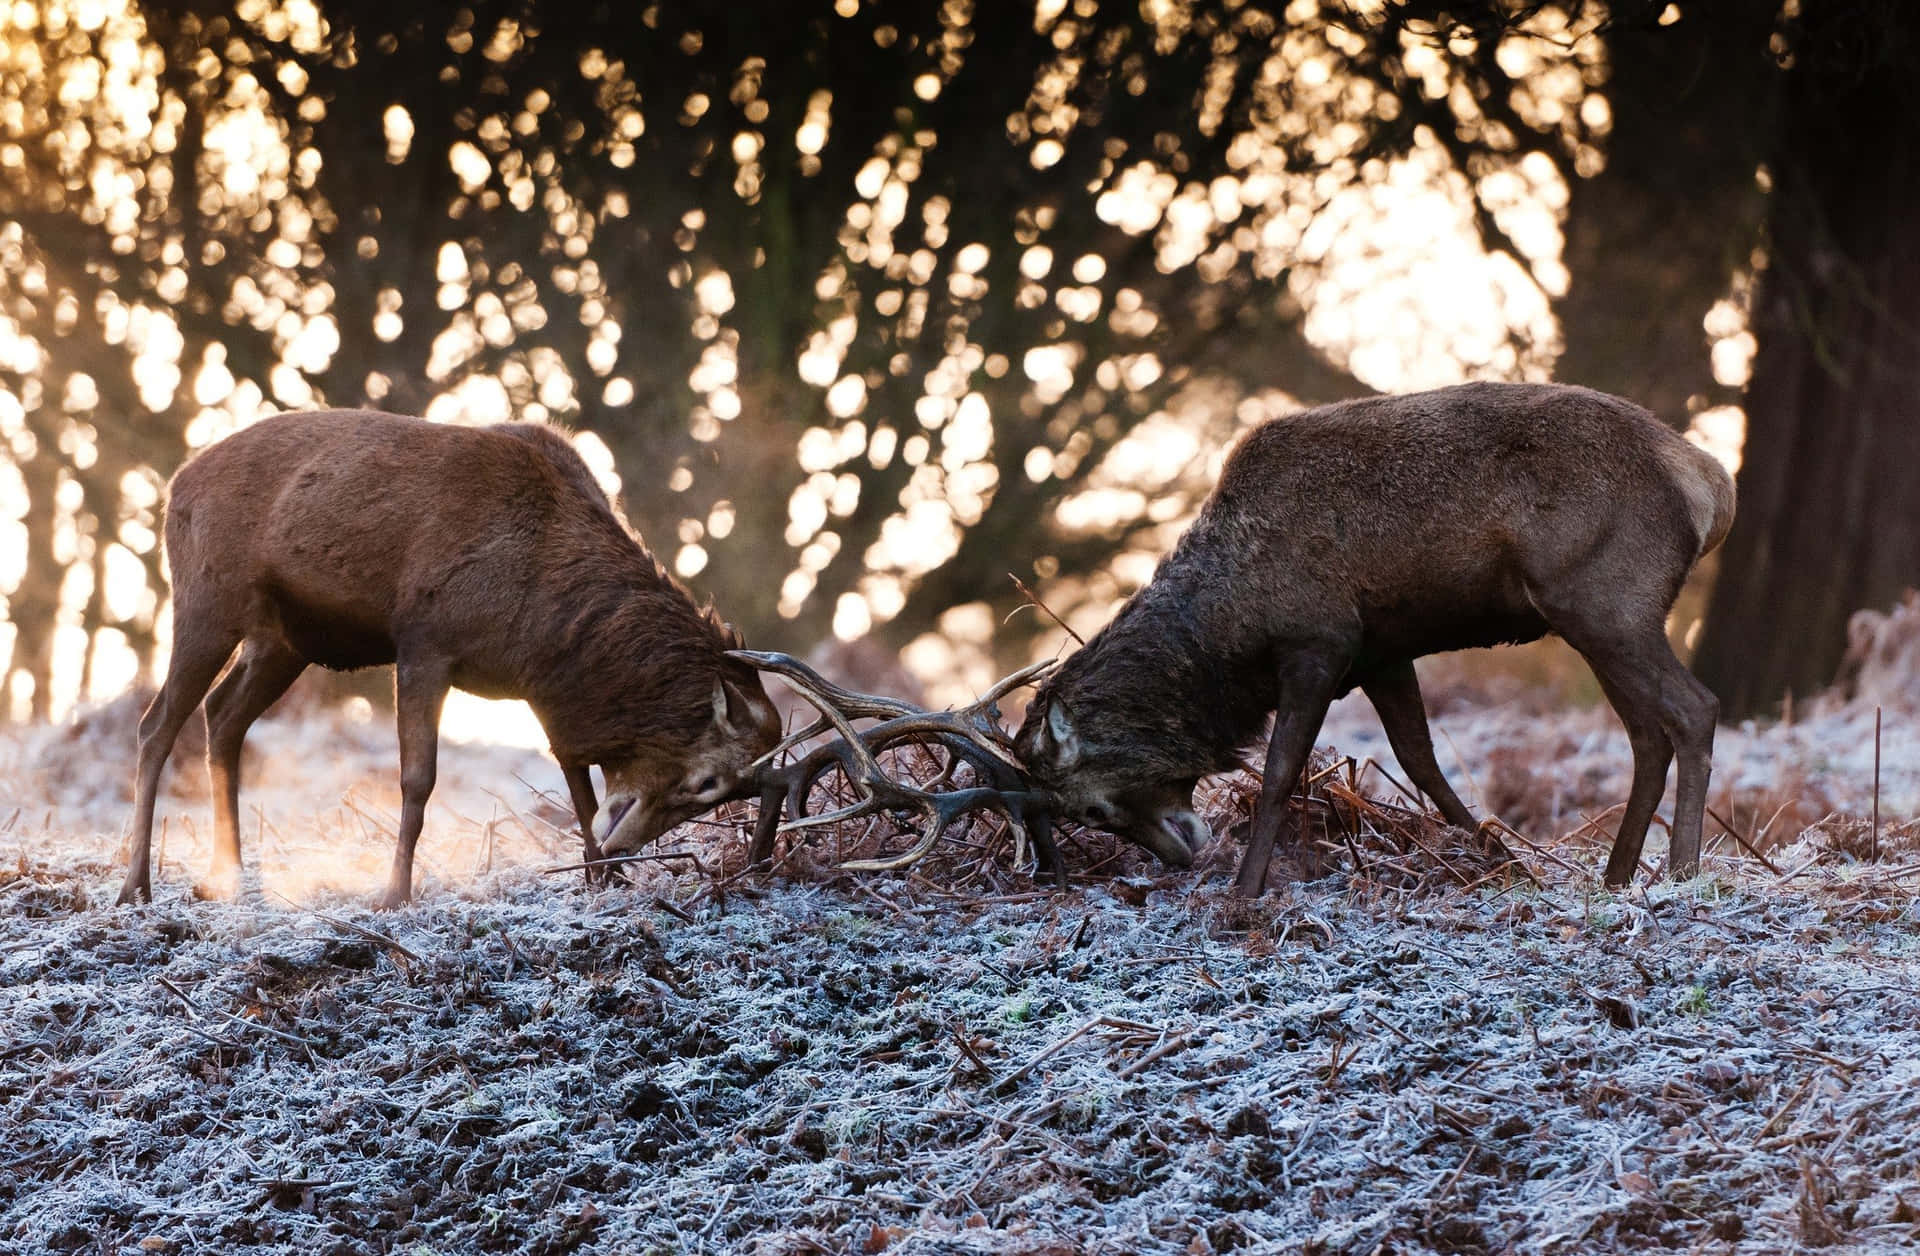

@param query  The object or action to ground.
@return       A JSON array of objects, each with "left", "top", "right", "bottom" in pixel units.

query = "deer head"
[
  {"left": 1015, "top": 693, "right": 1210, "bottom": 868},
  {"left": 593, "top": 669, "right": 780, "bottom": 856}
]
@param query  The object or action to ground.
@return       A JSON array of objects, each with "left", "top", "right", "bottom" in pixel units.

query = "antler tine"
[
  {"left": 727, "top": 650, "right": 920, "bottom": 721},
  {"left": 856, "top": 711, "right": 1023, "bottom": 772},
  {"left": 727, "top": 648, "right": 1065, "bottom": 885},
  {"left": 838, "top": 787, "right": 1001, "bottom": 872},
  {"left": 975, "top": 658, "right": 1057, "bottom": 707},
  {"left": 850, "top": 662, "right": 1054, "bottom": 773},
  {"left": 727, "top": 650, "right": 900, "bottom": 772},
  {"left": 841, "top": 787, "right": 1059, "bottom": 876}
]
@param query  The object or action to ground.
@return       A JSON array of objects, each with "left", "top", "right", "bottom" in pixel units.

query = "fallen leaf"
[{"left": 1618, "top": 1170, "right": 1655, "bottom": 1197}]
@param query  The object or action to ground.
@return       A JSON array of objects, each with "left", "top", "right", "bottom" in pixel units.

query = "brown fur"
[
  {"left": 116, "top": 410, "right": 779, "bottom": 907},
  {"left": 1016, "top": 381, "right": 1735, "bottom": 892}
]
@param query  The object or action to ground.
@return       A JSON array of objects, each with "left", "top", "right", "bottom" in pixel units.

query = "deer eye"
[
  {"left": 693, "top": 775, "right": 720, "bottom": 796},
  {"left": 1082, "top": 803, "right": 1110, "bottom": 827}
]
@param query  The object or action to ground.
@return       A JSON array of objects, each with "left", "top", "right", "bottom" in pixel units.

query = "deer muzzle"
[
  {"left": 1131, "top": 808, "right": 1207, "bottom": 867},
  {"left": 594, "top": 793, "right": 671, "bottom": 857}
]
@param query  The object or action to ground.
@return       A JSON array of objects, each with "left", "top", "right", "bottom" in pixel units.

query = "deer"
[
  {"left": 115, "top": 410, "right": 781, "bottom": 909},
  {"left": 1012, "top": 381, "right": 1737, "bottom": 896}
]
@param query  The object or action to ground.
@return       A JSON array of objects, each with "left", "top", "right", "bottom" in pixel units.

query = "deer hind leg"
[
  {"left": 117, "top": 618, "right": 239, "bottom": 905},
  {"left": 1591, "top": 671, "right": 1674, "bottom": 888},
  {"left": 198, "top": 638, "right": 307, "bottom": 900},
  {"left": 381, "top": 654, "right": 449, "bottom": 909},
  {"left": 1647, "top": 648, "right": 1716, "bottom": 880},
  {"left": 1567, "top": 628, "right": 1713, "bottom": 887},
  {"left": 1359, "top": 660, "right": 1477, "bottom": 830},
  {"left": 1234, "top": 645, "right": 1352, "bottom": 898}
]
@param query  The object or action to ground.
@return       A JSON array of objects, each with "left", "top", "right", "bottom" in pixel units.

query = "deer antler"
[{"left": 727, "top": 650, "right": 1065, "bottom": 886}]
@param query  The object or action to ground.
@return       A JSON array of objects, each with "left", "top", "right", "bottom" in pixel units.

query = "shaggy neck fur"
[
  {"left": 519, "top": 496, "right": 743, "bottom": 765},
  {"left": 1039, "top": 553, "right": 1277, "bottom": 779}
]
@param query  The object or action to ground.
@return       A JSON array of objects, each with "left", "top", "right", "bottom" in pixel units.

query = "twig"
[
  {"left": 651, "top": 895, "right": 696, "bottom": 924},
  {"left": 1007, "top": 572, "right": 1084, "bottom": 646},
  {"left": 1758, "top": 1073, "right": 1818, "bottom": 1140},
  {"left": 1435, "top": 726, "right": 1483, "bottom": 812},
  {"left": 271, "top": 891, "right": 422, "bottom": 962},
  {"left": 1356, "top": 757, "right": 1423, "bottom": 811},
  {"left": 999, "top": 1016, "right": 1133, "bottom": 1089},
  {"left": 542, "top": 851, "right": 711, "bottom": 877},
  {"left": 1560, "top": 804, "right": 1627, "bottom": 850},
  {"left": 1115, "top": 1029, "right": 1198, "bottom": 1080},
  {"left": 156, "top": 976, "right": 318, "bottom": 1049},
  {"left": 1873, "top": 705, "right": 1882, "bottom": 863},
  {"left": 950, "top": 1023, "right": 995, "bottom": 1081},
  {"left": 1706, "top": 803, "right": 1783, "bottom": 874}
]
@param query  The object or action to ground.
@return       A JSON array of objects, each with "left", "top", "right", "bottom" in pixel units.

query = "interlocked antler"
[{"left": 727, "top": 651, "right": 1065, "bottom": 887}]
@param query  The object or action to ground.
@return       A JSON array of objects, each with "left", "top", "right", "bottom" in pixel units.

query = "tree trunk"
[
  {"left": 1554, "top": 5, "right": 1775, "bottom": 423},
  {"left": 1692, "top": 2, "right": 1920, "bottom": 718}
]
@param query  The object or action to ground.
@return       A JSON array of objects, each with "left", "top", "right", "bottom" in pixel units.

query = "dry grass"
[{"left": 3, "top": 623, "right": 1920, "bottom": 1254}]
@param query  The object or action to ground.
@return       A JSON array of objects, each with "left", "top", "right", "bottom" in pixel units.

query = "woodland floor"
[{"left": 3, "top": 660, "right": 1920, "bottom": 1256}]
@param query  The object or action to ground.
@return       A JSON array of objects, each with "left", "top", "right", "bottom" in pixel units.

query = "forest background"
[{"left": 1, "top": 0, "right": 1913, "bottom": 736}]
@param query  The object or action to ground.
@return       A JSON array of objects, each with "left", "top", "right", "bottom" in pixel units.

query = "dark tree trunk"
[
  {"left": 1555, "top": 4, "right": 1775, "bottom": 423},
  {"left": 1693, "top": 2, "right": 1920, "bottom": 718}
]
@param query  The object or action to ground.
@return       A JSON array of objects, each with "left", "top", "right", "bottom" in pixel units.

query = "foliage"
[{"left": 1, "top": 0, "right": 1612, "bottom": 714}]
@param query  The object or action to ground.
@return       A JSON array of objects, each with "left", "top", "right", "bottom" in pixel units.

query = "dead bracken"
[{"left": 2, "top": 681, "right": 1918, "bottom": 1254}]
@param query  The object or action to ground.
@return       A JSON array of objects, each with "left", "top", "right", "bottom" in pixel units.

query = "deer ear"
[
  {"left": 1044, "top": 701, "right": 1082, "bottom": 766},
  {"left": 715, "top": 676, "right": 767, "bottom": 734}
]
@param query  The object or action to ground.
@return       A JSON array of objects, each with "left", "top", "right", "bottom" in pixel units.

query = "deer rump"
[
  {"left": 118, "top": 411, "right": 778, "bottom": 908},
  {"left": 1015, "top": 381, "right": 1736, "bottom": 894}
]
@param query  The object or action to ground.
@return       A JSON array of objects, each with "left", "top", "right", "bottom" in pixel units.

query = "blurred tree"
[
  {"left": 1552, "top": 0, "right": 1773, "bottom": 422},
  {"left": 6, "top": 0, "right": 1598, "bottom": 717},
  {"left": 1692, "top": 0, "right": 1920, "bottom": 719}
]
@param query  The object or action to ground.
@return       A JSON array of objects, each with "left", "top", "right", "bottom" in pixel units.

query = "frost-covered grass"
[{"left": 3, "top": 678, "right": 1919, "bottom": 1254}]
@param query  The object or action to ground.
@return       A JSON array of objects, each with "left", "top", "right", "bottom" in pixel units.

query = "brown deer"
[
  {"left": 116, "top": 411, "right": 780, "bottom": 908},
  {"left": 1015, "top": 382, "right": 1736, "bottom": 895}
]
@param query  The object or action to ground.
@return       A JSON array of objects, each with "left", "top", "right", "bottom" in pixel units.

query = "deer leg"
[
  {"left": 1234, "top": 649, "right": 1350, "bottom": 898},
  {"left": 198, "top": 639, "right": 306, "bottom": 900},
  {"left": 1027, "top": 806, "right": 1067, "bottom": 890},
  {"left": 381, "top": 655, "right": 448, "bottom": 909},
  {"left": 117, "top": 623, "right": 238, "bottom": 906},
  {"left": 559, "top": 760, "right": 619, "bottom": 887},
  {"left": 1575, "top": 633, "right": 1713, "bottom": 886},
  {"left": 1643, "top": 645, "right": 1717, "bottom": 881},
  {"left": 748, "top": 782, "right": 785, "bottom": 868},
  {"left": 1606, "top": 720, "right": 1674, "bottom": 889},
  {"left": 1359, "top": 660, "right": 1477, "bottom": 830}
]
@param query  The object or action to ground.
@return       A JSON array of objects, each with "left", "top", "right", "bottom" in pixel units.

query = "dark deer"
[
  {"left": 1015, "top": 382, "right": 1736, "bottom": 894},
  {"left": 116, "top": 411, "right": 780, "bottom": 908}
]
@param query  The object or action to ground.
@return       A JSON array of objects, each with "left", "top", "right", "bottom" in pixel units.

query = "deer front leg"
[
  {"left": 1233, "top": 649, "right": 1350, "bottom": 898},
  {"left": 747, "top": 782, "right": 785, "bottom": 868},
  {"left": 559, "top": 760, "right": 620, "bottom": 887},
  {"left": 380, "top": 655, "right": 448, "bottom": 910},
  {"left": 117, "top": 627, "right": 237, "bottom": 905}
]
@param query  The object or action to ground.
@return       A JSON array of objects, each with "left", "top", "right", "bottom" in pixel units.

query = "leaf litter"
[{"left": 3, "top": 662, "right": 1920, "bottom": 1254}]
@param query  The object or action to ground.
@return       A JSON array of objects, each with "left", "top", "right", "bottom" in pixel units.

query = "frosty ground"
[{"left": 3, "top": 668, "right": 1919, "bottom": 1254}]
